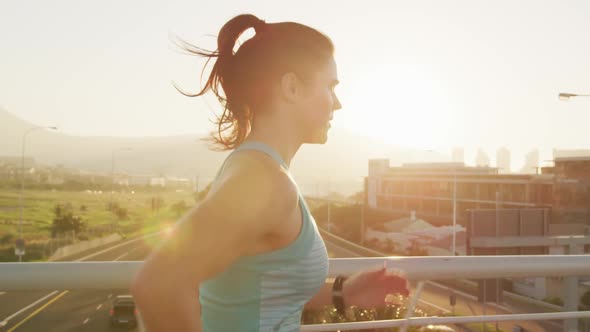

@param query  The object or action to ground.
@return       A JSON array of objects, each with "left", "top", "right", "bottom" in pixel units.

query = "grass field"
[{"left": 0, "top": 188, "right": 196, "bottom": 261}]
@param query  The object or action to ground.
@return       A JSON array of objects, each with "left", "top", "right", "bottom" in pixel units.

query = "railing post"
[
  {"left": 136, "top": 310, "right": 146, "bottom": 332},
  {"left": 564, "top": 274, "right": 579, "bottom": 332},
  {"left": 564, "top": 243, "right": 583, "bottom": 332}
]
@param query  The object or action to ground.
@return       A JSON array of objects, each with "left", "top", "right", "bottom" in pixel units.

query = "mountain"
[{"left": 0, "top": 107, "right": 447, "bottom": 195}]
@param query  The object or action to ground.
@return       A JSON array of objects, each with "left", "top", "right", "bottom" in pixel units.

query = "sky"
[{"left": 1, "top": 0, "right": 589, "bottom": 171}]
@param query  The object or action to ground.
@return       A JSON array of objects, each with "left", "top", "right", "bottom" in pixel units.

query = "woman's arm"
[{"left": 131, "top": 153, "right": 297, "bottom": 332}]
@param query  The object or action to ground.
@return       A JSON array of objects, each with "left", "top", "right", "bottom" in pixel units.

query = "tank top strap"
[
  {"left": 211, "top": 141, "right": 285, "bottom": 182},
  {"left": 234, "top": 141, "right": 289, "bottom": 170},
  {"left": 234, "top": 142, "right": 307, "bottom": 202},
  {"left": 212, "top": 141, "right": 301, "bottom": 197}
]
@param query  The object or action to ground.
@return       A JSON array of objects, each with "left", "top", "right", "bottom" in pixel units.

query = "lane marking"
[
  {"left": 113, "top": 252, "right": 129, "bottom": 261},
  {"left": 418, "top": 299, "right": 451, "bottom": 314},
  {"left": 75, "top": 233, "right": 159, "bottom": 261},
  {"left": 96, "top": 304, "right": 102, "bottom": 311},
  {"left": 0, "top": 291, "right": 59, "bottom": 327},
  {"left": 7, "top": 291, "right": 69, "bottom": 332},
  {"left": 83, "top": 318, "right": 89, "bottom": 325},
  {"left": 427, "top": 281, "right": 475, "bottom": 300}
]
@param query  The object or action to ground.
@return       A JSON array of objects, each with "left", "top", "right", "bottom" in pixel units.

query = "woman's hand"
[{"left": 342, "top": 265, "right": 409, "bottom": 309}]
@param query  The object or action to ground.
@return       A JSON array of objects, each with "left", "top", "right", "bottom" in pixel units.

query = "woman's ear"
[{"left": 280, "top": 72, "right": 300, "bottom": 103}]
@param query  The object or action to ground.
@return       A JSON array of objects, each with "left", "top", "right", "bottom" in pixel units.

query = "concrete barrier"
[{"left": 48, "top": 233, "right": 122, "bottom": 261}]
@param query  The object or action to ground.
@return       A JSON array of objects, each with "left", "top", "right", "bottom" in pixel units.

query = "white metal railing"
[
  {"left": 3, "top": 255, "right": 590, "bottom": 290},
  {"left": 301, "top": 311, "right": 590, "bottom": 331},
  {"left": 2, "top": 255, "right": 590, "bottom": 331}
]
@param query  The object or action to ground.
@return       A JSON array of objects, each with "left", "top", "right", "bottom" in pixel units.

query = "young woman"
[{"left": 131, "top": 14, "right": 409, "bottom": 332}]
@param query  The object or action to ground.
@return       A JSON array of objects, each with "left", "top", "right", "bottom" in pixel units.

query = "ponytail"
[{"left": 174, "top": 14, "right": 333, "bottom": 150}]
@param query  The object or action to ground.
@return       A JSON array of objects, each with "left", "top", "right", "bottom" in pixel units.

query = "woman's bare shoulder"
[{"left": 213, "top": 150, "right": 299, "bottom": 226}]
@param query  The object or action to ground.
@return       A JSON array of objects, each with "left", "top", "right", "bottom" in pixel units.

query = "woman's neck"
[{"left": 245, "top": 115, "right": 302, "bottom": 168}]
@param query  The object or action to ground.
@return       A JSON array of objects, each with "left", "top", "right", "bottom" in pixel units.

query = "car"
[{"left": 109, "top": 295, "right": 138, "bottom": 329}]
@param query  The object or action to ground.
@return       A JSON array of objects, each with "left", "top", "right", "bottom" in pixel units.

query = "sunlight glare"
[{"left": 339, "top": 64, "right": 454, "bottom": 149}]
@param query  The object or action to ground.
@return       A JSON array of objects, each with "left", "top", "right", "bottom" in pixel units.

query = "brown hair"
[{"left": 174, "top": 14, "right": 334, "bottom": 150}]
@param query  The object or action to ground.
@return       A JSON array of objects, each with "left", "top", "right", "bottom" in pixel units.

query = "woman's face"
[{"left": 295, "top": 57, "right": 342, "bottom": 144}]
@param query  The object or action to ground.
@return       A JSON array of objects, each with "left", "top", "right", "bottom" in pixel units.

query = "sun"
[{"left": 337, "top": 64, "right": 454, "bottom": 149}]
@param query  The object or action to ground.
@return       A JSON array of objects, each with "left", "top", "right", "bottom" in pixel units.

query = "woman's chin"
[{"left": 305, "top": 131, "right": 329, "bottom": 145}]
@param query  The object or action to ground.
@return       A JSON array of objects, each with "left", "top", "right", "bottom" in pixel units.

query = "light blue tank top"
[{"left": 199, "top": 141, "right": 329, "bottom": 332}]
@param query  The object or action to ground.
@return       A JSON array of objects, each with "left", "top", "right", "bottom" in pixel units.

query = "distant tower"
[
  {"left": 452, "top": 147, "right": 464, "bottom": 163},
  {"left": 475, "top": 148, "right": 490, "bottom": 167},
  {"left": 521, "top": 149, "right": 540, "bottom": 174},
  {"left": 496, "top": 147, "right": 511, "bottom": 174}
]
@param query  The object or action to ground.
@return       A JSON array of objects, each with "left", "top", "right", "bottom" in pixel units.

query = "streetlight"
[
  {"left": 424, "top": 149, "right": 458, "bottom": 256},
  {"left": 360, "top": 176, "right": 366, "bottom": 247},
  {"left": 558, "top": 92, "right": 590, "bottom": 101},
  {"left": 19, "top": 126, "right": 58, "bottom": 262},
  {"left": 452, "top": 169, "right": 457, "bottom": 256}
]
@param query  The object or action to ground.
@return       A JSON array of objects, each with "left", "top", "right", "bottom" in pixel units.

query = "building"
[
  {"left": 0, "top": 156, "right": 36, "bottom": 181},
  {"left": 553, "top": 149, "right": 590, "bottom": 159},
  {"left": 366, "top": 160, "right": 553, "bottom": 227},
  {"left": 451, "top": 148, "right": 464, "bottom": 164},
  {"left": 496, "top": 147, "right": 511, "bottom": 174},
  {"left": 551, "top": 157, "right": 590, "bottom": 225},
  {"left": 366, "top": 157, "right": 590, "bottom": 301},
  {"left": 521, "top": 149, "right": 540, "bottom": 174},
  {"left": 475, "top": 148, "right": 490, "bottom": 167},
  {"left": 367, "top": 157, "right": 590, "bottom": 225}
]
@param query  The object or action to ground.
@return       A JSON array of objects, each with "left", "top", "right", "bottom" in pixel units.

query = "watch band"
[{"left": 332, "top": 275, "right": 347, "bottom": 315}]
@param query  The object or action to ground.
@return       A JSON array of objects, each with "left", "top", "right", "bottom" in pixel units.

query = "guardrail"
[
  {"left": 2, "top": 255, "right": 590, "bottom": 331},
  {"left": 3, "top": 221, "right": 590, "bottom": 331},
  {"left": 2, "top": 255, "right": 589, "bottom": 290}
]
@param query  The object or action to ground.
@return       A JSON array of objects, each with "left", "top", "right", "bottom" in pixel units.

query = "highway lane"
[
  {"left": 1, "top": 235, "right": 158, "bottom": 332},
  {"left": 0, "top": 291, "right": 60, "bottom": 329},
  {"left": 0, "top": 236, "right": 156, "bottom": 329}
]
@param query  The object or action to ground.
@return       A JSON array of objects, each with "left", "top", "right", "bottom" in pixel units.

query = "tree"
[
  {"left": 51, "top": 204, "right": 86, "bottom": 237},
  {"left": 115, "top": 207, "right": 128, "bottom": 220},
  {"left": 383, "top": 238, "right": 400, "bottom": 254},
  {"left": 347, "top": 191, "right": 365, "bottom": 204},
  {"left": 0, "top": 232, "right": 15, "bottom": 245},
  {"left": 150, "top": 197, "right": 165, "bottom": 212},
  {"left": 172, "top": 200, "right": 189, "bottom": 217},
  {"left": 106, "top": 201, "right": 120, "bottom": 212}
]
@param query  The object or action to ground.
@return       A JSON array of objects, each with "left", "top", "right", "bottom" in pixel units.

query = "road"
[{"left": 1, "top": 236, "right": 154, "bottom": 332}]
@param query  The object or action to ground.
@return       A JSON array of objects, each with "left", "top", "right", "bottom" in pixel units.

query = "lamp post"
[
  {"left": 558, "top": 92, "right": 590, "bottom": 101},
  {"left": 360, "top": 176, "right": 366, "bottom": 247},
  {"left": 557, "top": 91, "right": 588, "bottom": 332},
  {"left": 452, "top": 170, "right": 457, "bottom": 256},
  {"left": 19, "top": 126, "right": 58, "bottom": 262}
]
